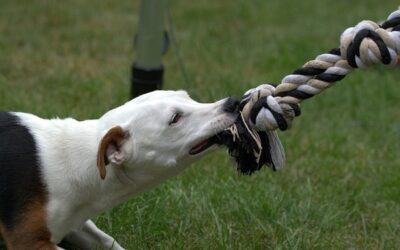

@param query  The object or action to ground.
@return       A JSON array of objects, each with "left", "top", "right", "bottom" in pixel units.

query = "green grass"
[{"left": 1, "top": 0, "right": 400, "bottom": 249}]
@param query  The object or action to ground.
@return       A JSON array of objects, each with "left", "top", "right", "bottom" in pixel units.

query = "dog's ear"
[{"left": 97, "top": 126, "right": 129, "bottom": 180}]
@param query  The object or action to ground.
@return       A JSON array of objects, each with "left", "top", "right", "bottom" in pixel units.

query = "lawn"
[{"left": 1, "top": 0, "right": 400, "bottom": 249}]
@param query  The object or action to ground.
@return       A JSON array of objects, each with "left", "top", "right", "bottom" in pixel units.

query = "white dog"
[{"left": 0, "top": 90, "right": 239, "bottom": 250}]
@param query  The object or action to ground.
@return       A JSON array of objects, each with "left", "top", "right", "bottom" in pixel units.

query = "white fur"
[{"left": 16, "top": 90, "right": 237, "bottom": 249}]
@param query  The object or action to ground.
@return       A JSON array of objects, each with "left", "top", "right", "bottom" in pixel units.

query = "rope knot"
[
  {"left": 240, "top": 84, "right": 301, "bottom": 131},
  {"left": 340, "top": 17, "right": 399, "bottom": 68}
]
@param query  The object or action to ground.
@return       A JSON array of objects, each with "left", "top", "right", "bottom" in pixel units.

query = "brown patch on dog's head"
[{"left": 97, "top": 126, "right": 128, "bottom": 180}]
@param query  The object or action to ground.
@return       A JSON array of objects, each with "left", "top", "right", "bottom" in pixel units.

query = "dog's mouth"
[
  {"left": 189, "top": 136, "right": 219, "bottom": 155},
  {"left": 188, "top": 113, "right": 238, "bottom": 156},
  {"left": 189, "top": 117, "right": 237, "bottom": 155}
]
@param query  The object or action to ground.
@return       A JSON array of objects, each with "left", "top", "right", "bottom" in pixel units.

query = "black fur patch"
[{"left": 0, "top": 112, "right": 45, "bottom": 230}]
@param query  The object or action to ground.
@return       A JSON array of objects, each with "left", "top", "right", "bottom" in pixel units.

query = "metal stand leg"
[{"left": 131, "top": 0, "right": 168, "bottom": 98}]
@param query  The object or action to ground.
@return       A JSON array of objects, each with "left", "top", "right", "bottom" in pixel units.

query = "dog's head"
[{"left": 96, "top": 90, "right": 238, "bottom": 180}]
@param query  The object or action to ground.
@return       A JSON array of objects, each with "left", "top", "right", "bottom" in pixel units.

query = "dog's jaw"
[{"left": 188, "top": 114, "right": 237, "bottom": 157}]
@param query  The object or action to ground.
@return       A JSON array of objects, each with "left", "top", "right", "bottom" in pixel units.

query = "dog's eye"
[{"left": 169, "top": 112, "right": 182, "bottom": 125}]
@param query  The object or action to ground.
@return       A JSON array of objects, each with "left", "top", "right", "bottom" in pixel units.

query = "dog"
[{"left": 0, "top": 90, "right": 239, "bottom": 250}]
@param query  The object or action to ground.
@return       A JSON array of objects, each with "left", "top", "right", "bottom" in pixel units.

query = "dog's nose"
[{"left": 223, "top": 97, "right": 240, "bottom": 113}]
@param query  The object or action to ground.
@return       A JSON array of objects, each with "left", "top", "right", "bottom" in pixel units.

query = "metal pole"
[{"left": 131, "top": 0, "right": 168, "bottom": 98}]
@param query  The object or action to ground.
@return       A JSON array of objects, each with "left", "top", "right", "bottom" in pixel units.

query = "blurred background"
[{"left": 0, "top": 0, "right": 400, "bottom": 249}]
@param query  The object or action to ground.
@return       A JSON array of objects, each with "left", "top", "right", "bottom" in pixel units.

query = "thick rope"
[
  {"left": 243, "top": 10, "right": 400, "bottom": 131},
  {"left": 221, "top": 9, "right": 400, "bottom": 174}
]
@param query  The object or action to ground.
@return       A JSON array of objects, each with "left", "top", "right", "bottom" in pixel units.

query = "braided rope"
[
  {"left": 222, "top": 9, "right": 400, "bottom": 174},
  {"left": 241, "top": 9, "right": 400, "bottom": 133}
]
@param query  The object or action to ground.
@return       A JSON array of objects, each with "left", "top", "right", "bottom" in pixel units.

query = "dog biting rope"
[{"left": 218, "top": 9, "right": 400, "bottom": 174}]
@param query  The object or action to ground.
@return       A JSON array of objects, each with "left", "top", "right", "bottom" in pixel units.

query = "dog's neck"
[
  {"left": 18, "top": 111, "right": 183, "bottom": 215},
  {"left": 39, "top": 116, "right": 182, "bottom": 242},
  {"left": 47, "top": 119, "right": 140, "bottom": 206}
]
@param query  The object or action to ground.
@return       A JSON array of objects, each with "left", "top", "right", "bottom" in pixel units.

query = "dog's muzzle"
[{"left": 189, "top": 97, "right": 239, "bottom": 156}]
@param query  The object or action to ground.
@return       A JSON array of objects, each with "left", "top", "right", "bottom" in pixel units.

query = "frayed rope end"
[{"left": 216, "top": 112, "right": 285, "bottom": 174}]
